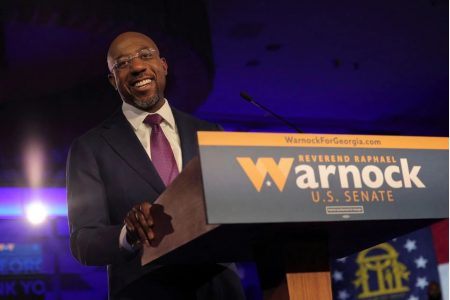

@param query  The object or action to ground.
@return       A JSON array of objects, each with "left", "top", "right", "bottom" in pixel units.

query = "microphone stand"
[{"left": 240, "top": 91, "right": 303, "bottom": 133}]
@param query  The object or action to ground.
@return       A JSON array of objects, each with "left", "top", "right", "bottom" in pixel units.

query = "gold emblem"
[{"left": 353, "top": 243, "right": 410, "bottom": 298}]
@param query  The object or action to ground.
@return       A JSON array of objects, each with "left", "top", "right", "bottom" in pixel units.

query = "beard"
[
  {"left": 132, "top": 94, "right": 162, "bottom": 111},
  {"left": 121, "top": 82, "right": 164, "bottom": 112}
]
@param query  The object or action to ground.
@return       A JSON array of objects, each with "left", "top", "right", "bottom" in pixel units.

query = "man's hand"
[{"left": 124, "top": 202, "right": 155, "bottom": 247}]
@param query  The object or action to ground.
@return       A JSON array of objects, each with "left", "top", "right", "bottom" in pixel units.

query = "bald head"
[
  {"left": 106, "top": 31, "right": 168, "bottom": 112},
  {"left": 107, "top": 32, "right": 160, "bottom": 71}
]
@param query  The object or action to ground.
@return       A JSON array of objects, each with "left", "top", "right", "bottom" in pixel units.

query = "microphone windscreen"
[{"left": 239, "top": 91, "right": 253, "bottom": 102}]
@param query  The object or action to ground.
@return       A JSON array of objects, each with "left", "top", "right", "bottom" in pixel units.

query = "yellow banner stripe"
[{"left": 198, "top": 132, "right": 448, "bottom": 150}]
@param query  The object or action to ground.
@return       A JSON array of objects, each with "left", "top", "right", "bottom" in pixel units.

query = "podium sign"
[
  {"left": 198, "top": 132, "right": 448, "bottom": 224},
  {"left": 142, "top": 132, "right": 447, "bottom": 300}
]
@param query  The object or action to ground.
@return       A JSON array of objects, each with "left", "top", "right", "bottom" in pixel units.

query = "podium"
[{"left": 142, "top": 132, "right": 448, "bottom": 300}]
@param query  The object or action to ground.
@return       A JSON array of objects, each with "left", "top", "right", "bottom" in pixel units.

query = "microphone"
[{"left": 239, "top": 91, "right": 303, "bottom": 133}]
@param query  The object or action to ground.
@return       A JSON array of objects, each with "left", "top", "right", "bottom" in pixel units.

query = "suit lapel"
[
  {"left": 172, "top": 108, "right": 199, "bottom": 168},
  {"left": 101, "top": 111, "right": 166, "bottom": 194}
]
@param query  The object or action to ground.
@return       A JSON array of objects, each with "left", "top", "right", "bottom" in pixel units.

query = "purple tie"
[{"left": 144, "top": 114, "right": 179, "bottom": 186}]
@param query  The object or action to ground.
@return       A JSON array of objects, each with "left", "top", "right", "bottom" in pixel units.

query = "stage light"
[
  {"left": 0, "top": 188, "right": 67, "bottom": 218},
  {"left": 25, "top": 202, "right": 48, "bottom": 225}
]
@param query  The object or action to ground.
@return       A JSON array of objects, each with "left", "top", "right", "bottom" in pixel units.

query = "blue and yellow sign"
[
  {"left": 0, "top": 243, "right": 45, "bottom": 299},
  {"left": 198, "top": 132, "right": 448, "bottom": 224}
]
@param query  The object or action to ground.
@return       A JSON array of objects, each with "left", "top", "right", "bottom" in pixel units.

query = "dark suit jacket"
[{"left": 67, "top": 108, "right": 245, "bottom": 299}]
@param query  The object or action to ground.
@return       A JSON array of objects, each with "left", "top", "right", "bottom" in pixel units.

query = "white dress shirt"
[{"left": 119, "top": 99, "right": 182, "bottom": 251}]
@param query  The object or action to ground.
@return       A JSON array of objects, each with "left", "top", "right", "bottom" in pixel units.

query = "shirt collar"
[{"left": 122, "top": 99, "right": 176, "bottom": 130}]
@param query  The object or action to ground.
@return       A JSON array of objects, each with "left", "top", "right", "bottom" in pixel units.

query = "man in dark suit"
[{"left": 66, "top": 32, "right": 245, "bottom": 300}]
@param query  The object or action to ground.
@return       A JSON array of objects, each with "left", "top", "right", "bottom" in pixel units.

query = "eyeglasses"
[{"left": 112, "top": 48, "right": 157, "bottom": 70}]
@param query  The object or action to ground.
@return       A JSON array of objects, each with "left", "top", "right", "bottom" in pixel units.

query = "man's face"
[{"left": 107, "top": 33, "right": 168, "bottom": 112}]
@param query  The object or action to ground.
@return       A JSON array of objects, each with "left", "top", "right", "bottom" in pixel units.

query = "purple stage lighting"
[{"left": 0, "top": 188, "right": 67, "bottom": 218}]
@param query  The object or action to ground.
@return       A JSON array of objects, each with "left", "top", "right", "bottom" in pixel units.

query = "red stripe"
[{"left": 431, "top": 219, "right": 449, "bottom": 264}]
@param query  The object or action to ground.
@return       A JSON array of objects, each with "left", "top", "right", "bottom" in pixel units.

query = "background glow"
[
  {"left": 23, "top": 136, "right": 46, "bottom": 188},
  {"left": 25, "top": 202, "right": 48, "bottom": 224},
  {"left": 0, "top": 188, "right": 67, "bottom": 217}
]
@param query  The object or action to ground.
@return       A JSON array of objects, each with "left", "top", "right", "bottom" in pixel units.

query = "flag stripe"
[{"left": 431, "top": 219, "right": 449, "bottom": 264}]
